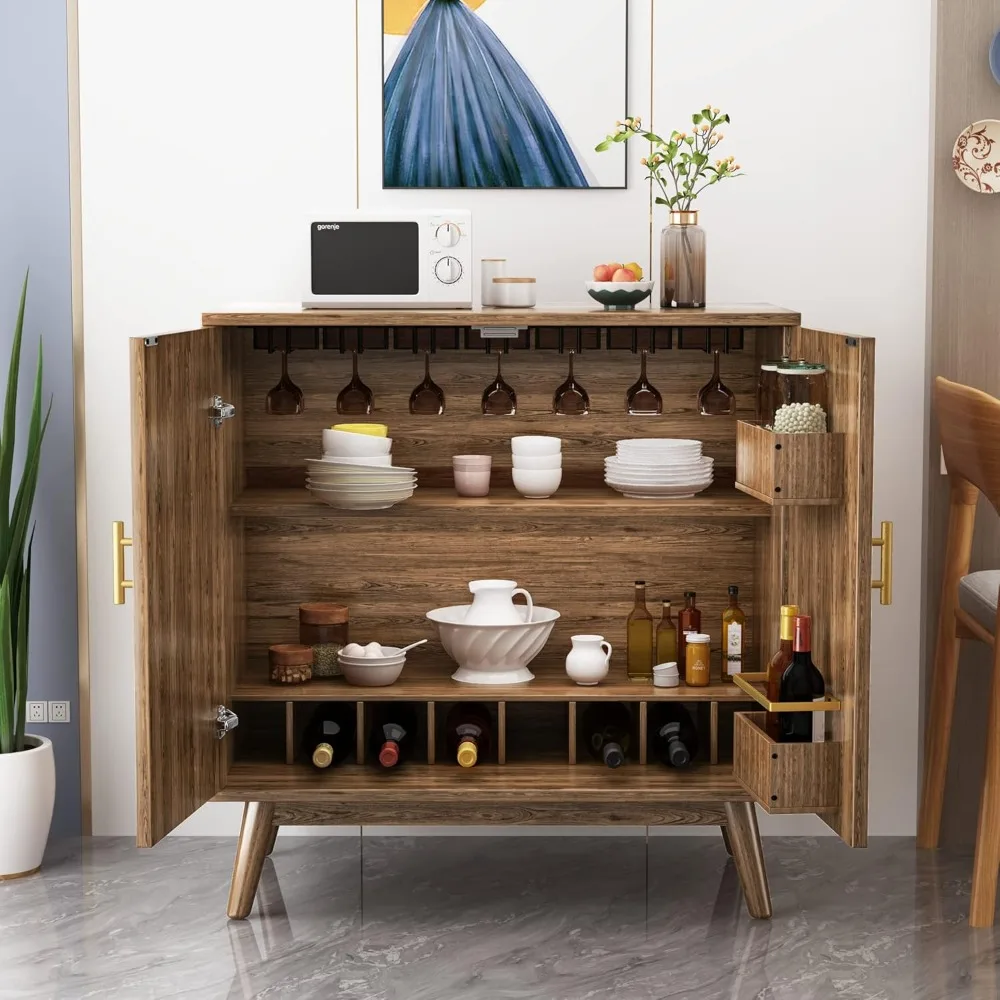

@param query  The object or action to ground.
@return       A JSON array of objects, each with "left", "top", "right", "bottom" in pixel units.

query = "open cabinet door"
[{"left": 131, "top": 328, "right": 243, "bottom": 847}]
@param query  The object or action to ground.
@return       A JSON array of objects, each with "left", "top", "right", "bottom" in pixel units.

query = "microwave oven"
[{"left": 302, "top": 210, "right": 473, "bottom": 309}]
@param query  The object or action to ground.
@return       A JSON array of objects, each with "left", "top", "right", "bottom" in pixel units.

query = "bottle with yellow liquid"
[
  {"left": 626, "top": 581, "right": 655, "bottom": 681},
  {"left": 655, "top": 599, "right": 677, "bottom": 666},
  {"left": 721, "top": 585, "right": 746, "bottom": 683},
  {"left": 445, "top": 703, "right": 493, "bottom": 767}
]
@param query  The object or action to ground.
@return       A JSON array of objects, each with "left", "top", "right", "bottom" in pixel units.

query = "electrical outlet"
[
  {"left": 26, "top": 701, "right": 47, "bottom": 724},
  {"left": 48, "top": 701, "right": 70, "bottom": 723}
]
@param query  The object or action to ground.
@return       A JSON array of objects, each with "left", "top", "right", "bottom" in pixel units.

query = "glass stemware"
[
  {"left": 265, "top": 350, "right": 304, "bottom": 415},
  {"left": 409, "top": 351, "right": 446, "bottom": 415},
  {"left": 698, "top": 350, "right": 736, "bottom": 416},
  {"left": 552, "top": 351, "right": 590, "bottom": 416},
  {"left": 336, "top": 351, "right": 374, "bottom": 416},
  {"left": 625, "top": 350, "right": 662, "bottom": 415},
  {"left": 481, "top": 350, "right": 517, "bottom": 416}
]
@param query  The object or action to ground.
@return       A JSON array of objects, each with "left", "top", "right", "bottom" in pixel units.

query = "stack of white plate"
[
  {"left": 306, "top": 428, "right": 417, "bottom": 510},
  {"left": 604, "top": 439, "right": 714, "bottom": 499}
]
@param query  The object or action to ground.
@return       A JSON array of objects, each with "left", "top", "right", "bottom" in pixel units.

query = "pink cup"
[{"left": 453, "top": 456, "right": 492, "bottom": 497}]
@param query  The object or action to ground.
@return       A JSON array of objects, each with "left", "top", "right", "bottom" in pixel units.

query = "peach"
[
  {"left": 611, "top": 268, "right": 637, "bottom": 282},
  {"left": 593, "top": 264, "right": 615, "bottom": 282},
  {"left": 606, "top": 262, "right": 623, "bottom": 274}
]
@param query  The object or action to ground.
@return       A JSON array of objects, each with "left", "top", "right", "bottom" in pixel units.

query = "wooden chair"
[{"left": 918, "top": 376, "right": 1000, "bottom": 926}]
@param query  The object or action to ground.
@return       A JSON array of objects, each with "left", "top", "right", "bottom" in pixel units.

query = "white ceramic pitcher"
[
  {"left": 464, "top": 579, "right": 534, "bottom": 625},
  {"left": 565, "top": 634, "right": 613, "bottom": 686}
]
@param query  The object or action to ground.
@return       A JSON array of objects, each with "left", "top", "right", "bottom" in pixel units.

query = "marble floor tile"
[{"left": 0, "top": 835, "right": 997, "bottom": 999}]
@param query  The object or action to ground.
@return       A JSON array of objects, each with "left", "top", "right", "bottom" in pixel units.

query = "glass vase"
[{"left": 661, "top": 210, "right": 706, "bottom": 309}]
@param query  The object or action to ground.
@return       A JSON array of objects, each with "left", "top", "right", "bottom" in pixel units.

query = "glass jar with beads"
[
  {"left": 299, "top": 602, "right": 349, "bottom": 678},
  {"left": 773, "top": 362, "right": 828, "bottom": 433}
]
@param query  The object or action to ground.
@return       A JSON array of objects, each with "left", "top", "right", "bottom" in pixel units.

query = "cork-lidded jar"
[
  {"left": 269, "top": 643, "right": 313, "bottom": 685},
  {"left": 299, "top": 603, "right": 349, "bottom": 678}
]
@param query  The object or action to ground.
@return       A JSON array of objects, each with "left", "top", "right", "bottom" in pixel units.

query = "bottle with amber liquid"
[
  {"left": 445, "top": 703, "right": 492, "bottom": 767},
  {"left": 721, "top": 585, "right": 746, "bottom": 683},
  {"left": 368, "top": 704, "right": 419, "bottom": 768},
  {"left": 779, "top": 614, "right": 826, "bottom": 743},
  {"left": 626, "top": 581, "right": 655, "bottom": 681},
  {"left": 765, "top": 604, "right": 799, "bottom": 739},
  {"left": 677, "top": 591, "right": 701, "bottom": 677},
  {"left": 655, "top": 600, "right": 677, "bottom": 666},
  {"left": 302, "top": 703, "right": 356, "bottom": 769}
]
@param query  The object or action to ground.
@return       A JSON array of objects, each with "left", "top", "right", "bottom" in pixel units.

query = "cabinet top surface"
[{"left": 200, "top": 302, "right": 801, "bottom": 328}]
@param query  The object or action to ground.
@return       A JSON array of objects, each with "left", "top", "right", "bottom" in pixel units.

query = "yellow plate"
[{"left": 331, "top": 423, "right": 388, "bottom": 437}]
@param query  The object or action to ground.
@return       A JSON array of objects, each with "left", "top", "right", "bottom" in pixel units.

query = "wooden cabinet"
[{"left": 128, "top": 305, "right": 874, "bottom": 919}]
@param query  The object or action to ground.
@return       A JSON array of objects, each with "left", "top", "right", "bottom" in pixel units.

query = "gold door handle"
[
  {"left": 113, "top": 521, "right": 133, "bottom": 605},
  {"left": 871, "top": 520, "right": 893, "bottom": 606}
]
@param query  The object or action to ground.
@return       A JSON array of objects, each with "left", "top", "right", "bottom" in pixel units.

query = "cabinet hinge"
[
  {"left": 215, "top": 705, "right": 239, "bottom": 739},
  {"left": 144, "top": 337, "right": 159, "bottom": 347},
  {"left": 209, "top": 395, "right": 236, "bottom": 428}
]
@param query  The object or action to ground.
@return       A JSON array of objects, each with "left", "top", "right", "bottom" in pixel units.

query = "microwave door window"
[{"left": 311, "top": 221, "right": 420, "bottom": 295}]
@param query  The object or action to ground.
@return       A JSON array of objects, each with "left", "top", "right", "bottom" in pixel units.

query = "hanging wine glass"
[
  {"left": 552, "top": 351, "right": 589, "bottom": 416},
  {"left": 481, "top": 350, "right": 517, "bottom": 416},
  {"left": 336, "top": 350, "right": 374, "bottom": 416},
  {"left": 409, "top": 351, "right": 446, "bottom": 415},
  {"left": 625, "top": 350, "right": 662, "bottom": 415},
  {"left": 698, "top": 350, "right": 736, "bottom": 416},
  {"left": 265, "top": 350, "right": 304, "bottom": 415}
]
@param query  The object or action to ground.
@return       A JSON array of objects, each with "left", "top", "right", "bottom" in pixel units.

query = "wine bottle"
[
  {"left": 581, "top": 703, "right": 632, "bottom": 768},
  {"left": 655, "top": 599, "right": 677, "bottom": 666},
  {"left": 649, "top": 703, "right": 699, "bottom": 768},
  {"left": 626, "top": 581, "right": 654, "bottom": 681},
  {"left": 765, "top": 604, "right": 799, "bottom": 739},
  {"left": 779, "top": 614, "right": 826, "bottom": 743},
  {"left": 721, "top": 585, "right": 746, "bottom": 683},
  {"left": 445, "top": 703, "right": 492, "bottom": 768},
  {"left": 677, "top": 591, "right": 701, "bottom": 675},
  {"left": 369, "top": 704, "right": 418, "bottom": 768},
  {"left": 302, "top": 703, "right": 356, "bottom": 769}
]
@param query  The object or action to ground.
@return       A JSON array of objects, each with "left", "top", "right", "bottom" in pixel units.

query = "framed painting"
[{"left": 382, "top": 0, "right": 628, "bottom": 189}]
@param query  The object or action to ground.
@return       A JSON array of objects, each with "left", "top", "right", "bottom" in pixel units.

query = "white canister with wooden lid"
[{"left": 492, "top": 277, "right": 537, "bottom": 308}]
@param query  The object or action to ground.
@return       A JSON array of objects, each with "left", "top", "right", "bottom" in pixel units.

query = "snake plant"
[{"left": 0, "top": 274, "right": 50, "bottom": 754}]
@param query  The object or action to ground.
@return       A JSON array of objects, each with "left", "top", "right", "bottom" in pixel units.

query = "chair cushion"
[{"left": 959, "top": 570, "right": 1000, "bottom": 632}]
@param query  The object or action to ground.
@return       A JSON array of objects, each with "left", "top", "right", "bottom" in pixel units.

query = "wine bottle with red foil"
[
  {"left": 368, "top": 704, "right": 418, "bottom": 769},
  {"left": 445, "top": 703, "right": 493, "bottom": 768},
  {"left": 302, "top": 703, "right": 356, "bottom": 769},
  {"left": 779, "top": 614, "right": 826, "bottom": 743},
  {"left": 581, "top": 703, "right": 632, "bottom": 769},
  {"left": 765, "top": 604, "right": 799, "bottom": 739}
]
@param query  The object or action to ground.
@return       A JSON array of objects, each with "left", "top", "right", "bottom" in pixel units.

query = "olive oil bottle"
[
  {"left": 627, "top": 580, "right": 654, "bottom": 681},
  {"left": 655, "top": 600, "right": 678, "bottom": 666}
]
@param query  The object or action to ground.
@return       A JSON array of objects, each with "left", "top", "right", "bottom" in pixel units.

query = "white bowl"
[
  {"left": 426, "top": 605, "right": 560, "bottom": 684},
  {"left": 510, "top": 435, "right": 562, "bottom": 457},
  {"left": 512, "top": 454, "right": 563, "bottom": 470},
  {"left": 316, "top": 455, "right": 393, "bottom": 468},
  {"left": 339, "top": 659, "right": 405, "bottom": 686},
  {"left": 323, "top": 429, "right": 393, "bottom": 457},
  {"left": 512, "top": 467, "right": 562, "bottom": 499}
]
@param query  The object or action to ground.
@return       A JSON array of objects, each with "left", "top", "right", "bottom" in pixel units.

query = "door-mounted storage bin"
[
  {"left": 733, "top": 712, "right": 841, "bottom": 814},
  {"left": 735, "top": 420, "right": 844, "bottom": 505}
]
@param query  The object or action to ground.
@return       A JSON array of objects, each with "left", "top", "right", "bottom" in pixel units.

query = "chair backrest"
[{"left": 935, "top": 376, "right": 1000, "bottom": 512}]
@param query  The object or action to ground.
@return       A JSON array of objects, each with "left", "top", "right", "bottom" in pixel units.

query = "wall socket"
[
  {"left": 26, "top": 701, "right": 47, "bottom": 723},
  {"left": 48, "top": 701, "right": 70, "bottom": 723}
]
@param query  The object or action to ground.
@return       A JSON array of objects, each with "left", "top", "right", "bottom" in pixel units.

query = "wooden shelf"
[
  {"left": 215, "top": 760, "right": 749, "bottom": 804},
  {"left": 230, "top": 485, "right": 772, "bottom": 519},
  {"left": 234, "top": 658, "right": 761, "bottom": 702},
  {"left": 203, "top": 303, "right": 801, "bottom": 328}
]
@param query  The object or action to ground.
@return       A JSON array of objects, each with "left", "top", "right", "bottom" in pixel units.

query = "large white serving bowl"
[
  {"left": 323, "top": 429, "right": 394, "bottom": 457},
  {"left": 426, "top": 605, "right": 560, "bottom": 684},
  {"left": 510, "top": 435, "right": 562, "bottom": 457},
  {"left": 511, "top": 454, "right": 563, "bottom": 470}
]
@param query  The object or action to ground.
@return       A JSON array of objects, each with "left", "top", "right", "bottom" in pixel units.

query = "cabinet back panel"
[{"left": 240, "top": 331, "right": 763, "bottom": 488}]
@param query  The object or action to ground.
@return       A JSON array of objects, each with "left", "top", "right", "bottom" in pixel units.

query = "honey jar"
[{"left": 684, "top": 632, "right": 712, "bottom": 687}]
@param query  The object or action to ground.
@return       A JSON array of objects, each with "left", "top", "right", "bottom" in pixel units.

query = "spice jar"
[
  {"left": 684, "top": 633, "right": 712, "bottom": 687},
  {"left": 299, "top": 602, "right": 349, "bottom": 678},
  {"left": 269, "top": 643, "right": 313, "bottom": 685},
  {"left": 773, "top": 361, "right": 829, "bottom": 433}
]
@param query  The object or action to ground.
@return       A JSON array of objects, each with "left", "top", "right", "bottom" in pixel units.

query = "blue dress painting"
[{"left": 384, "top": 0, "right": 591, "bottom": 188}]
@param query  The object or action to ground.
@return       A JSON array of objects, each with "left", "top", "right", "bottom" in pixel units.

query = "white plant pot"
[{"left": 0, "top": 735, "right": 55, "bottom": 879}]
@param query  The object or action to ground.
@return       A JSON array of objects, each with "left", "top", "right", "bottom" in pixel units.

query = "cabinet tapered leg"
[
  {"left": 265, "top": 825, "right": 279, "bottom": 857},
  {"left": 227, "top": 802, "right": 276, "bottom": 920},
  {"left": 724, "top": 801, "right": 771, "bottom": 920},
  {"left": 720, "top": 824, "right": 734, "bottom": 857}
]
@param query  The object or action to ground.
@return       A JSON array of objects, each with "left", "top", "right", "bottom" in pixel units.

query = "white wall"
[{"left": 78, "top": 0, "right": 932, "bottom": 838}]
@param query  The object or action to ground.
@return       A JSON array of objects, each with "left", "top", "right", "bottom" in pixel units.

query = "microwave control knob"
[
  {"left": 435, "top": 222, "right": 461, "bottom": 247},
  {"left": 435, "top": 256, "right": 463, "bottom": 284}
]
